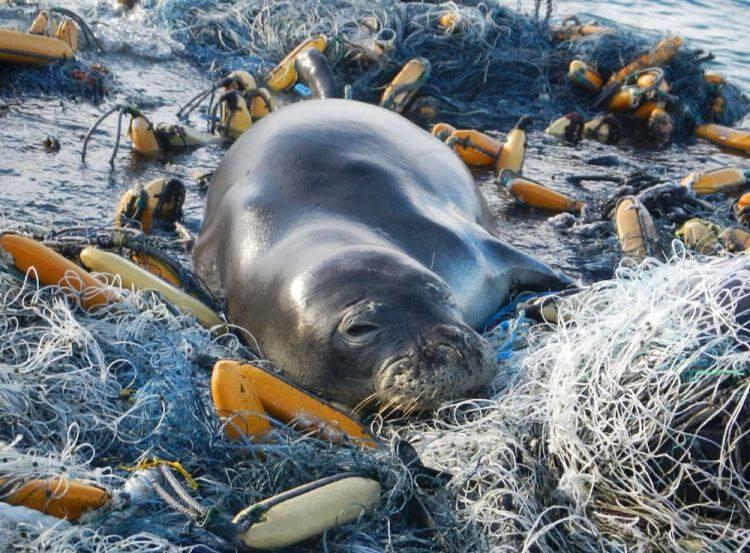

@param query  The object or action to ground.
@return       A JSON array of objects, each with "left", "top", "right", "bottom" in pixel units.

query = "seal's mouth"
[{"left": 374, "top": 325, "right": 495, "bottom": 413}]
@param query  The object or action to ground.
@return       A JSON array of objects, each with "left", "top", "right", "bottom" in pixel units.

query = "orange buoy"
[
  {"left": 2, "top": 478, "right": 109, "bottom": 520},
  {"left": 446, "top": 129, "right": 501, "bottom": 167},
  {"left": 495, "top": 116, "right": 531, "bottom": 176},
  {"left": 431, "top": 122, "right": 457, "bottom": 141},
  {"left": 214, "top": 360, "right": 378, "bottom": 448},
  {"left": 681, "top": 166, "right": 749, "bottom": 195},
  {"left": 607, "top": 36, "right": 683, "bottom": 86},
  {"left": 567, "top": 60, "right": 603, "bottom": 94},
  {"left": 498, "top": 170, "right": 583, "bottom": 212},
  {"left": 696, "top": 124, "right": 750, "bottom": 154},
  {"left": 211, "top": 360, "right": 272, "bottom": 441},
  {"left": 0, "top": 234, "right": 114, "bottom": 309}
]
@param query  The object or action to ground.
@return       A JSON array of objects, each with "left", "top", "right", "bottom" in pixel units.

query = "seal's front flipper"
[{"left": 485, "top": 237, "right": 576, "bottom": 295}]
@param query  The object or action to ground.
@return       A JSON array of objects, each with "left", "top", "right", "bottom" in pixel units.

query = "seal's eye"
[{"left": 345, "top": 322, "right": 379, "bottom": 338}]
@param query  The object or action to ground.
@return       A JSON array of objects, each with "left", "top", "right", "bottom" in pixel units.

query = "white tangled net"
[
  {"left": 1, "top": 240, "right": 749, "bottom": 552},
  {"left": 402, "top": 246, "right": 750, "bottom": 552}
]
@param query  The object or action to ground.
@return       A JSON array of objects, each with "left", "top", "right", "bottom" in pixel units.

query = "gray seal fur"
[{"left": 194, "top": 99, "right": 572, "bottom": 409}]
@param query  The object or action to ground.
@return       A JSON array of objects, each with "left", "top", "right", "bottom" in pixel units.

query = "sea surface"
[{"left": 0, "top": 0, "right": 748, "bottom": 283}]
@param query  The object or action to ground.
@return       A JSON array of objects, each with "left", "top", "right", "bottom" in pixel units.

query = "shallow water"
[{"left": 0, "top": 0, "right": 748, "bottom": 282}]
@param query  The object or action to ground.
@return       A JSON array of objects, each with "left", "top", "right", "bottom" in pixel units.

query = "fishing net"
[
  {"left": 398, "top": 243, "right": 750, "bottom": 552},
  {"left": 2, "top": 219, "right": 749, "bottom": 552},
  {"left": 0, "top": 218, "right": 471, "bottom": 552},
  {"left": 142, "top": 0, "right": 747, "bottom": 137}
]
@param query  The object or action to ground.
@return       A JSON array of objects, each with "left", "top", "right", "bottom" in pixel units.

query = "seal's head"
[{"left": 280, "top": 247, "right": 495, "bottom": 412}]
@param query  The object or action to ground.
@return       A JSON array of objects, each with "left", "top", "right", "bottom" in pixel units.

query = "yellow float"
[
  {"left": 265, "top": 35, "right": 327, "bottom": 92},
  {"left": 79, "top": 247, "right": 222, "bottom": 329},
  {"left": 234, "top": 474, "right": 381, "bottom": 550},
  {"left": 114, "top": 177, "right": 185, "bottom": 233},
  {"left": 2, "top": 478, "right": 109, "bottom": 520},
  {"left": 607, "top": 36, "right": 683, "bottom": 86},
  {"left": 720, "top": 227, "right": 750, "bottom": 253},
  {"left": 445, "top": 129, "right": 501, "bottom": 167},
  {"left": 495, "top": 116, "right": 531, "bottom": 176},
  {"left": 567, "top": 60, "right": 603, "bottom": 94},
  {"left": 498, "top": 170, "right": 583, "bottom": 212},
  {"left": 212, "top": 360, "right": 378, "bottom": 448},
  {"left": 0, "top": 234, "right": 114, "bottom": 310},
  {"left": 431, "top": 122, "right": 457, "bottom": 141},
  {"left": 695, "top": 124, "right": 750, "bottom": 155},
  {"left": 681, "top": 166, "right": 749, "bottom": 195},
  {"left": 675, "top": 219, "right": 722, "bottom": 255},
  {"left": 380, "top": 58, "right": 431, "bottom": 114},
  {"left": 211, "top": 360, "right": 272, "bottom": 441},
  {"left": 614, "top": 196, "right": 660, "bottom": 261}
]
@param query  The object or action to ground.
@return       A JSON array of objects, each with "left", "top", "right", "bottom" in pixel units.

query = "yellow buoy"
[
  {"left": 431, "top": 122, "right": 457, "bottom": 141},
  {"left": 498, "top": 170, "right": 583, "bottom": 212},
  {"left": 0, "top": 234, "right": 115, "bottom": 310},
  {"left": 567, "top": 60, "right": 603, "bottom": 94},
  {"left": 128, "top": 115, "right": 162, "bottom": 157},
  {"left": 675, "top": 219, "right": 722, "bottom": 255},
  {"left": 680, "top": 166, "right": 749, "bottom": 195},
  {"left": 79, "top": 247, "right": 222, "bottom": 329},
  {"left": 130, "top": 252, "right": 182, "bottom": 287},
  {"left": 0, "top": 29, "right": 74, "bottom": 66},
  {"left": 445, "top": 129, "right": 501, "bottom": 168},
  {"left": 720, "top": 227, "right": 750, "bottom": 253},
  {"left": 247, "top": 88, "right": 274, "bottom": 120},
  {"left": 265, "top": 35, "right": 327, "bottom": 92},
  {"left": 696, "top": 124, "right": 750, "bottom": 154},
  {"left": 607, "top": 35, "right": 683, "bottom": 85},
  {"left": 583, "top": 115, "right": 621, "bottom": 145},
  {"left": 55, "top": 18, "right": 78, "bottom": 51},
  {"left": 2, "top": 478, "right": 109, "bottom": 520},
  {"left": 235, "top": 474, "right": 381, "bottom": 550},
  {"left": 214, "top": 360, "right": 378, "bottom": 448},
  {"left": 495, "top": 116, "right": 531, "bottom": 176},
  {"left": 380, "top": 58, "right": 431, "bottom": 113},
  {"left": 114, "top": 177, "right": 185, "bottom": 233},
  {"left": 544, "top": 113, "right": 584, "bottom": 143},
  {"left": 217, "top": 91, "right": 252, "bottom": 140},
  {"left": 614, "top": 196, "right": 660, "bottom": 261},
  {"left": 211, "top": 360, "right": 272, "bottom": 441}
]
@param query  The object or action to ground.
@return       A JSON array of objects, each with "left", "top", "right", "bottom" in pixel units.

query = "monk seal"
[{"left": 194, "top": 100, "right": 573, "bottom": 410}]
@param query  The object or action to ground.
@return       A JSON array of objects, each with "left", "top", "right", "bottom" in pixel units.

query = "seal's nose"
[{"left": 416, "top": 324, "right": 490, "bottom": 390}]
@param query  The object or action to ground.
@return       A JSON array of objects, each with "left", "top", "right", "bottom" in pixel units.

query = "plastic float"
[
  {"left": 265, "top": 35, "right": 327, "bottom": 92},
  {"left": 495, "top": 116, "right": 531, "bottom": 176},
  {"left": 445, "top": 129, "right": 501, "bottom": 167},
  {"left": 681, "top": 166, "right": 749, "bottom": 195},
  {"left": 0, "top": 234, "right": 114, "bottom": 309},
  {"left": 1, "top": 478, "right": 109, "bottom": 520},
  {"left": 380, "top": 58, "right": 431, "bottom": 113},
  {"left": 78, "top": 247, "right": 222, "bottom": 329},
  {"left": 614, "top": 196, "right": 660, "bottom": 261},
  {"left": 497, "top": 170, "right": 583, "bottom": 212},
  {"left": 211, "top": 360, "right": 378, "bottom": 448}
]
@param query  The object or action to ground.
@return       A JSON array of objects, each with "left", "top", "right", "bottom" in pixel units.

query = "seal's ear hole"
[{"left": 345, "top": 323, "right": 379, "bottom": 337}]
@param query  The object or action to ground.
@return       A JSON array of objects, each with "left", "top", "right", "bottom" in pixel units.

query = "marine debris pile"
[
  {"left": 0, "top": 0, "right": 749, "bottom": 551},
  {"left": 0, "top": 226, "right": 442, "bottom": 551},
  {"left": 406, "top": 250, "right": 750, "bottom": 551},
  {"left": 145, "top": 0, "right": 748, "bottom": 136}
]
